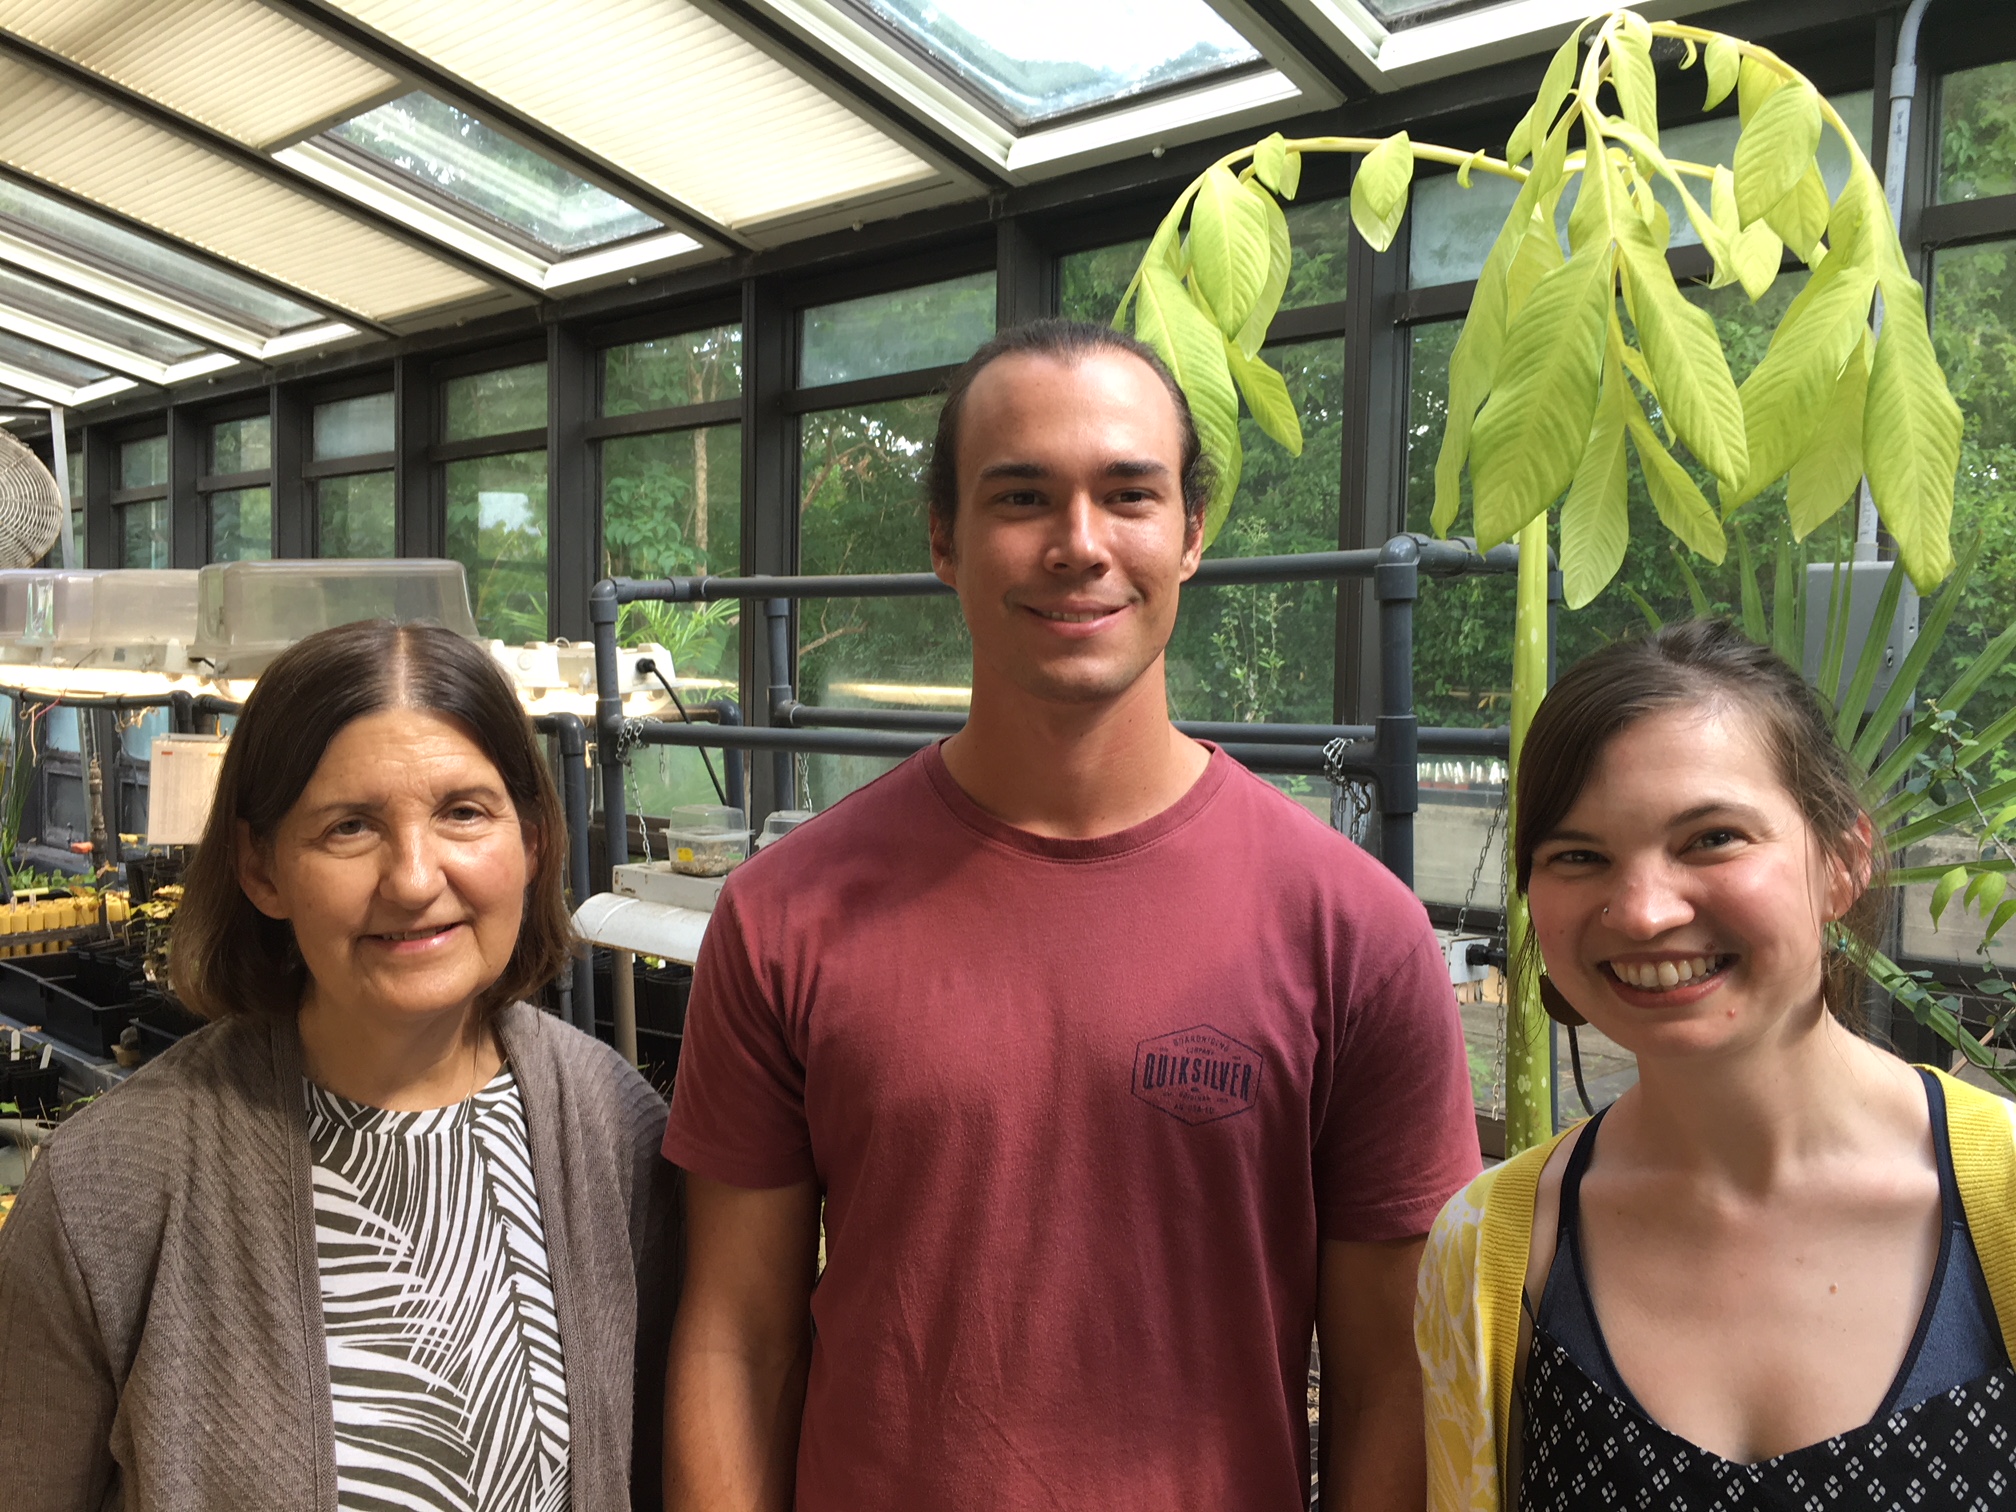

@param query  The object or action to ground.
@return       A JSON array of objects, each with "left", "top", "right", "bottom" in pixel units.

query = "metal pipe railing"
[{"left": 588, "top": 534, "right": 1543, "bottom": 895}]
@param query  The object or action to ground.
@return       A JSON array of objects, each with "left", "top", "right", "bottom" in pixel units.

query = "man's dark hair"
[
  {"left": 172, "top": 622, "right": 574, "bottom": 1021},
  {"left": 925, "top": 318, "right": 1213, "bottom": 539}
]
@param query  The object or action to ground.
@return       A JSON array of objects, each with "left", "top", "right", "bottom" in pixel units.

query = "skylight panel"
[
  {"left": 0, "top": 330, "right": 110, "bottom": 387},
  {"left": 0, "top": 267, "right": 204, "bottom": 364},
  {"left": 844, "top": 0, "right": 1261, "bottom": 127},
  {"left": 1356, "top": 0, "right": 1496, "bottom": 25},
  {"left": 325, "top": 93, "right": 661, "bottom": 255},
  {"left": 0, "top": 175, "right": 323, "bottom": 334}
]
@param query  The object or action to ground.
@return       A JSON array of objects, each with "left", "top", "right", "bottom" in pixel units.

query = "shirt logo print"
[{"left": 1132, "top": 1025, "right": 1262, "bottom": 1125}]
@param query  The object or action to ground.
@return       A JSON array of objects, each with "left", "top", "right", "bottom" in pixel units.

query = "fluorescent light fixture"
[
  {"left": 258, "top": 321, "right": 357, "bottom": 357},
  {"left": 163, "top": 352, "right": 239, "bottom": 383},
  {"left": 1007, "top": 68, "right": 1306, "bottom": 172},
  {"left": 542, "top": 230, "right": 708, "bottom": 289}
]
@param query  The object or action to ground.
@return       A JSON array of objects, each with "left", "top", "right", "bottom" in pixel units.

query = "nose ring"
[{"left": 1602, "top": 906, "right": 1609, "bottom": 915}]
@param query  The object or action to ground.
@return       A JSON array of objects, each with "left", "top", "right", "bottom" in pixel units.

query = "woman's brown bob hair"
[
  {"left": 1513, "top": 618, "right": 1885, "bottom": 1031},
  {"left": 172, "top": 622, "right": 574, "bottom": 1020}
]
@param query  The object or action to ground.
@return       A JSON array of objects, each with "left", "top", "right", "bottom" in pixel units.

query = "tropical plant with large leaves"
[{"left": 1116, "top": 8, "right": 1967, "bottom": 1151}]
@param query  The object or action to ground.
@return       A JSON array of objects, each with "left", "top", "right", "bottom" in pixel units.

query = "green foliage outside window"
[
  {"left": 443, "top": 363, "right": 547, "bottom": 442},
  {"left": 1940, "top": 61, "right": 2016, "bottom": 203},
  {"left": 446, "top": 451, "right": 547, "bottom": 642},
  {"left": 316, "top": 473, "right": 395, "bottom": 558},
  {"left": 208, "top": 486, "right": 272, "bottom": 562},
  {"left": 604, "top": 326, "right": 742, "bottom": 416}
]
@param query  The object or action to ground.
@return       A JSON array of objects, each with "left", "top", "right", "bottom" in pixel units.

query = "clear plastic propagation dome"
[
  {"left": 0, "top": 569, "right": 48, "bottom": 663},
  {"left": 192, "top": 558, "right": 477, "bottom": 676},
  {"left": 25, "top": 569, "right": 201, "bottom": 669}
]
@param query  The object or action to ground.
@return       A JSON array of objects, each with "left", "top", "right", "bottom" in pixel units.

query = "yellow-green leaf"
[
  {"left": 1764, "top": 163, "right": 1830, "bottom": 263},
  {"left": 1507, "top": 200, "right": 1567, "bottom": 313},
  {"left": 1931, "top": 864, "right": 1968, "bottom": 927},
  {"left": 1508, "top": 25, "right": 1582, "bottom": 166},
  {"left": 1711, "top": 165, "right": 1784, "bottom": 300},
  {"left": 1567, "top": 148, "right": 1617, "bottom": 257},
  {"left": 1967, "top": 868, "right": 2008, "bottom": 917},
  {"left": 1735, "top": 83, "right": 1822, "bottom": 227},
  {"left": 1603, "top": 119, "right": 1726, "bottom": 261},
  {"left": 1628, "top": 403, "right": 1727, "bottom": 562},
  {"left": 1559, "top": 357, "right": 1631, "bottom": 607},
  {"left": 1234, "top": 186, "right": 1291, "bottom": 360},
  {"left": 1252, "top": 133, "right": 1291, "bottom": 195},
  {"left": 1189, "top": 165, "right": 1272, "bottom": 338},
  {"left": 1618, "top": 220, "right": 1749, "bottom": 487},
  {"left": 1135, "top": 262, "right": 1242, "bottom": 544},
  {"left": 1433, "top": 116, "right": 1573, "bottom": 536},
  {"left": 1987, "top": 899, "right": 2016, "bottom": 945},
  {"left": 1350, "top": 132, "right": 1415, "bottom": 253},
  {"left": 1610, "top": 25, "right": 1659, "bottom": 145},
  {"left": 1787, "top": 331, "right": 1869, "bottom": 539},
  {"left": 1276, "top": 148, "right": 1302, "bottom": 201},
  {"left": 1737, "top": 56, "right": 1785, "bottom": 123},
  {"left": 1866, "top": 266, "right": 1962, "bottom": 590},
  {"left": 1226, "top": 341, "right": 1303, "bottom": 454},
  {"left": 1725, "top": 249, "right": 1876, "bottom": 513},
  {"left": 1703, "top": 37, "right": 1740, "bottom": 111},
  {"left": 1470, "top": 243, "right": 1613, "bottom": 549}
]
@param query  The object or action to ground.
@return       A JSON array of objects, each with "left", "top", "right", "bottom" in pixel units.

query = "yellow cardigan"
[{"left": 1415, "top": 1069, "right": 2016, "bottom": 1512}]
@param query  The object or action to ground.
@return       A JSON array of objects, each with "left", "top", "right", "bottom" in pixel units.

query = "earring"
[
  {"left": 1539, "top": 973, "right": 1587, "bottom": 1028},
  {"left": 1602, "top": 906, "right": 1610, "bottom": 915}
]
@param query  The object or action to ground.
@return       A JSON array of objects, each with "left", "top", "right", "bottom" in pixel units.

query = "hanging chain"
[
  {"left": 1453, "top": 770, "right": 1507, "bottom": 943},
  {"left": 1320, "top": 738, "right": 1375, "bottom": 846}
]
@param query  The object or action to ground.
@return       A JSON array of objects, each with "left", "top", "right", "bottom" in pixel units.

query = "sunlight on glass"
[
  {"left": 0, "top": 269, "right": 203, "bottom": 364},
  {"left": 329, "top": 93, "right": 660, "bottom": 255},
  {"left": 848, "top": 0, "right": 1258, "bottom": 126}
]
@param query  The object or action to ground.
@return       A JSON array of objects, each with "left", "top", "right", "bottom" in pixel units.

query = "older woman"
[{"left": 0, "top": 622, "right": 675, "bottom": 1512}]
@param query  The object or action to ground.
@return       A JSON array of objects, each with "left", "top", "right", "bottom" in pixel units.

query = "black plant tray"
[
  {"left": 71, "top": 942, "right": 148, "bottom": 1009},
  {"left": 33, "top": 971, "right": 137, "bottom": 1059},
  {"left": 133, "top": 993, "right": 205, "bottom": 1059},
  {"left": 0, "top": 954, "right": 76, "bottom": 1025},
  {"left": 0, "top": 1054, "right": 61, "bottom": 1117}
]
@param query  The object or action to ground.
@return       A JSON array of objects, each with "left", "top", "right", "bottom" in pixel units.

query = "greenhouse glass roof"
[
  {"left": 0, "top": 0, "right": 1726, "bottom": 407},
  {"left": 841, "top": 0, "right": 1263, "bottom": 128}
]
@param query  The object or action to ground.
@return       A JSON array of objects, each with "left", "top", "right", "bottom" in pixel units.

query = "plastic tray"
[{"left": 193, "top": 558, "right": 477, "bottom": 676}]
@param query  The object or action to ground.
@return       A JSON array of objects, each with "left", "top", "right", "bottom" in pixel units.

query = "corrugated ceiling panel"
[
  {"left": 0, "top": 62, "right": 490, "bottom": 320},
  {"left": 326, "top": 0, "right": 939, "bottom": 230},
  {"left": 0, "top": 0, "right": 399, "bottom": 149}
]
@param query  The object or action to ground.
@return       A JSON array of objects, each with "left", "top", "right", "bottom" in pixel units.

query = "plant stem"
[{"left": 1505, "top": 513, "right": 1554, "bottom": 1153}]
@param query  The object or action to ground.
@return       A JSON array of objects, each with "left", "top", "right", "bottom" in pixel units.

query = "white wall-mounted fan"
[{"left": 0, "top": 427, "right": 65, "bottom": 568}]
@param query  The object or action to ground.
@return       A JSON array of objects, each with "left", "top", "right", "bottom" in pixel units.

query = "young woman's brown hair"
[
  {"left": 1512, "top": 617, "right": 1885, "bottom": 1030},
  {"left": 171, "top": 622, "right": 574, "bottom": 1019}
]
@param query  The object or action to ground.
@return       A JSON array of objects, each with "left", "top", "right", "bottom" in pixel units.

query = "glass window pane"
[
  {"left": 316, "top": 471, "right": 396, "bottom": 558},
  {"left": 1941, "top": 62, "right": 2016, "bottom": 203},
  {"left": 606, "top": 426, "right": 743, "bottom": 814},
  {"left": 211, "top": 415, "right": 271, "bottom": 475},
  {"left": 844, "top": 0, "right": 1259, "bottom": 128},
  {"left": 0, "top": 331, "right": 107, "bottom": 386},
  {"left": 446, "top": 450, "right": 548, "bottom": 640},
  {"left": 313, "top": 392, "right": 394, "bottom": 460},
  {"left": 0, "top": 269, "right": 205, "bottom": 364},
  {"left": 118, "top": 499, "right": 169, "bottom": 568},
  {"left": 209, "top": 486, "right": 272, "bottom": 562},
  {"left": 120, "top": 434, "right": 166, "bottom": 490},
  {"left": 443, "top": 361, "right": 547, "bottom": 441},
  {"left": 327, "top": 93, "right": 660, "bottom": 254},
  {"left": 801, "top": 273, "right": 994, "bottom": 386},
  {"left": 0, "top": 177, "right": 322, "bottom": 333},
  {"left": 603, "top": 325, "right": 743, "bottom": 416},
  {"left": 799, "top": 396, "right": 966, "bottom": 805},
  {"left": 1166, "top": 337, "right": 1342, "bottom": 727}
]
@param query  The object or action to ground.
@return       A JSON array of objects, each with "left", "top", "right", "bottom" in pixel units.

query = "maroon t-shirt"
[{"left": 662, "top": 742, "right": 1480, "bottom": 1510}]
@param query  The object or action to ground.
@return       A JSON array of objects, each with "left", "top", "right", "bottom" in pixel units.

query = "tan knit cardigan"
[{"left": 0, "top": 1001, "right": 680, "bottom": 1512}]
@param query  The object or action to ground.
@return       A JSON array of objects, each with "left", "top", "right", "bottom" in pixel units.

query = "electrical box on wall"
[{"left": 1802, "top": 561, "right": 1919, "bottom": 716}]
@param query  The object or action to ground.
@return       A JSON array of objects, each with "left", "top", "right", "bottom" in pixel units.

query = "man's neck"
[{"left": 937, "top": 660, "right": 1210, "bottom": 840}]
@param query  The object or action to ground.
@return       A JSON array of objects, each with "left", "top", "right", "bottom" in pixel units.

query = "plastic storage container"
[
  {"left": 26, "top": 570, "right": 200, "bottom": 669},
  {"left": 756, "top": 809, "right": 814, "bottom": 849},
  {"left": 660, "top": 804, "right": 748, "bottom": 876},
  {"left": 194, "top": 559, "right": 477, "bottom": 676},
  {"left": 0, "top": 569, "right": 50, "bottom": 662}
]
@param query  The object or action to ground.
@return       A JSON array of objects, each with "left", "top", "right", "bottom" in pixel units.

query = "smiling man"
[{"left": 659, "top": 320, "right": 1479, "bottom": 1511}]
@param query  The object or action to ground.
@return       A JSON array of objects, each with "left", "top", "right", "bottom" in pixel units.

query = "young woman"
[
  {"left": 1419, "top": 619, "right": 2016, "bottom": 1511},
  {"left": 0, "top": 623, "right": 676, "bottom": 1512}
]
